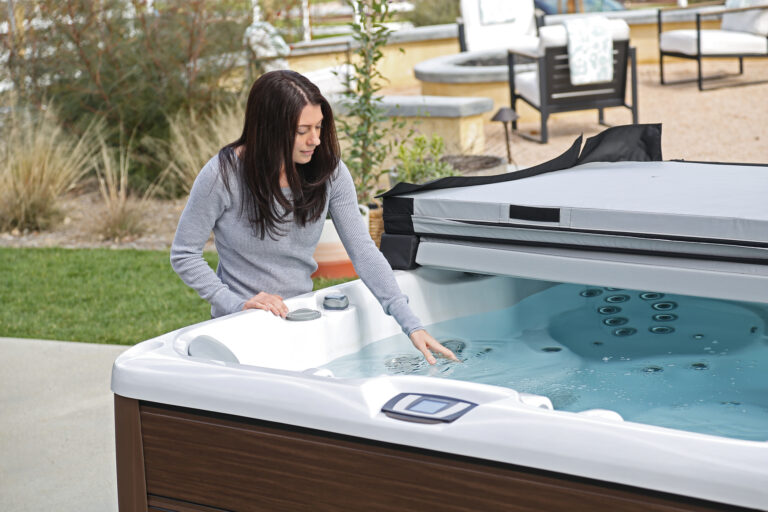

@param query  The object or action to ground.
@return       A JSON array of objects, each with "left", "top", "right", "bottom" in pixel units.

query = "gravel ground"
[
  {"left": 0, "top": 192, "right": 189, "bottom": 251},
  {"left": 2, "top": 60, "right": 767, "bottom": 251},
  {"left": 488, "top": 60, "right": 768, "bottom": 168}
]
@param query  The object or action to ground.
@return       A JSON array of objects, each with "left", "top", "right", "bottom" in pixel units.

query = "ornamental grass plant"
[
  {"left": 94, "top": 135, "right": 148, "bottom": 242},
  {"left": 0, "top": 103, "right": 100, "bottom": 232},
  {"left": 159, "top": 103, "right": 244, "bottom": 194},
  {"left": 4, "top": 0, "right": 250, "bottom": 188}
]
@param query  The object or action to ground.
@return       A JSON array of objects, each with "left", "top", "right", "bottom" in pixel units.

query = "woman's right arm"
[{"left": 170, "top": 160, "right": 246, "bottom": 315}]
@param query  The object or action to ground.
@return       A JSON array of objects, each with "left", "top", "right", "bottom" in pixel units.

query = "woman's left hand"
[
  {"left": 409, "top": 329, "right": 459, "bottom": 365},
  {"left": 243, "top": 291, "right": 289, "bottom": 318}
]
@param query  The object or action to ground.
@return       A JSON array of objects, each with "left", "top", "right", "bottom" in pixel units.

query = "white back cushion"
[
  {"left": 460, "top": 0, "right": 537, "bottom": 51},
  {"left": 538, "top": 18, "right": 630, "bottom": 50},
  {"left": 721, "top": 0, "right": 768, "bottom": 36}
]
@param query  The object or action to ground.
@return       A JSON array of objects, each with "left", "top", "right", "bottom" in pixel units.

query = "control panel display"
[
  {"left": 381, "top": 393, "right": 477, "bottom": 424},
  {"left": 408, "top": 398, "right": 451, "bottom": 414}
]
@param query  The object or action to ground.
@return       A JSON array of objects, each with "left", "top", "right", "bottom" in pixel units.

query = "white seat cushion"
[
  {"left": 515, "top": 70, "right": 540, "bottom": 106},
  {"left": 660, "top": 29, "right": 768, "bottom": 55}
]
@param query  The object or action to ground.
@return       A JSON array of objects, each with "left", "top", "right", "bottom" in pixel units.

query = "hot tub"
[
  {"left": 113, "top": 269, "right": 767, "bottom": 511},
  {"left": 112, "top": 129, "right": 768, "bottom": 511}
]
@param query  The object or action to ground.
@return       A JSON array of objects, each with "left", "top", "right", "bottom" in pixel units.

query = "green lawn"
[{"left": 0, "top": 248, "right": 354, "bottom": 345}]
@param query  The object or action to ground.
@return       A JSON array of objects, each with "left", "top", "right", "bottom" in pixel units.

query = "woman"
[{"left": 171, "top": 70, "right": 456, "bottom": 365}]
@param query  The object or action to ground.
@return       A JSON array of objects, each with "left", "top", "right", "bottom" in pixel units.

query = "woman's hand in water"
[
  {"left": 409, "top": 329, "right": 459, "bottom": 365},
  {"left": 243, "top": 292, "right": 289, "bottom": 318}
]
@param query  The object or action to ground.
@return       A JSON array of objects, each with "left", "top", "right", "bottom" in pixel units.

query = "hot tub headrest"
[{"left": 188, "top": 335, "right": 240, "bottom": 364}]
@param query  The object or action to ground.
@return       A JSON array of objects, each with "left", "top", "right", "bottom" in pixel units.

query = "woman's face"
[{"left": 293, "top": 103, "right": 323, "bottom": 165}]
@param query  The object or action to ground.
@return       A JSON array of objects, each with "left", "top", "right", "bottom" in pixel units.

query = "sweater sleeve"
[
  {"left": 328, "top": 161, "right": 424, "bottom": 335},
  {"left": 170, "top": 160, "right": 246, "bottom": 315}
]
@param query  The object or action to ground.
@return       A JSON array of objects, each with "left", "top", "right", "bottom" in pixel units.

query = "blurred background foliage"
[
  {"left": 2, "top": 0, "right": 251, "bottom": 190},
  {"left": 406, "top": 0, "right": 460, "bottom": 27},
  {"left": 0, "top": 0, "right": 496, "bottom": 232},
  {"left": 0, "top": 0, "right": 457, "bottom": 197}
]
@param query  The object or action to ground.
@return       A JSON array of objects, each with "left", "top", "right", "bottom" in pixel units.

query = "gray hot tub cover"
[{"left": 380, "top": 124, "right": 768, "bottom": 270}]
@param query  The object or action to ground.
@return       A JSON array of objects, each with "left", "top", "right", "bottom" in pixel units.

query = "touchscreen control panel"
[{"left": 381, "top": 393, "right": 477, "bottom": 424}]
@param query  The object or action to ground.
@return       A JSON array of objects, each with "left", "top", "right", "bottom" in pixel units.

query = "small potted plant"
[{"left": 389, "top": 134, "right": 459, "bottom": 187}]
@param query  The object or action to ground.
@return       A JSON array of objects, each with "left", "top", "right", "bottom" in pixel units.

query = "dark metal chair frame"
[
  {"left": 658, "top": 4, "right": 768, "bottom": 91},
  {"left": 508, "top": 41, "right": 638, "bottom": 144}
]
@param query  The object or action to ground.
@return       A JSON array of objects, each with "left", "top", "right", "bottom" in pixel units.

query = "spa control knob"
[
  {"left": 286, "top": 308, "right": 322, "bottom": 321},
  {"left": 323, "top": 293, "right": 349, "bottom": 311}
]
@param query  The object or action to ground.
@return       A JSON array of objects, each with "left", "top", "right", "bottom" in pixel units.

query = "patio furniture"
[
  {"left": 658, "top": 1, "right": 768, "bottom": 91},
  {"left": 458, "top": 0, "right": 542, "bottom": 53},
  {"left": 507, "top": 19, "right": 638, "bottom": 144}
]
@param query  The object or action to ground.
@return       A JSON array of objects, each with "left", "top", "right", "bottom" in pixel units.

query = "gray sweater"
[{"left": 170, "top": 155, "right": 422, "bottom": 335}]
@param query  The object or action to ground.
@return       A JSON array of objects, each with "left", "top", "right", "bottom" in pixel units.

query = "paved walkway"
[{"left": 0, "top": 337, "right": 128, "bottom": 512}]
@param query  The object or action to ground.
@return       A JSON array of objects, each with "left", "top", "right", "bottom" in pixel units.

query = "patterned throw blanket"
[{"left": 563, "top": 16, "right": 614, "bottom": 85}]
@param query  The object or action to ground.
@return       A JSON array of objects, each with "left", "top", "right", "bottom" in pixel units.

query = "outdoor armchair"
[
  {"left": 507, "top": 19, "right": 638, "bottom": 144},
  {"left": 658, "top": 1, "right": 768, "bottom": 90}
]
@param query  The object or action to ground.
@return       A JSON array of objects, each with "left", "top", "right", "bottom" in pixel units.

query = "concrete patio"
[{"left": 0, "top": 338, "right": 127, "bottom": 512}]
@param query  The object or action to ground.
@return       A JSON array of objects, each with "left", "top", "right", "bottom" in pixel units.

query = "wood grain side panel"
[
  {"left": 114, "top": 395, "right": 148, "bottom": 512},
  {"left": 140, "top": 404, "right": 747, "bottom": 512},
  {"left": 148, "top": 494, "right": 233, "bottom": 512}
]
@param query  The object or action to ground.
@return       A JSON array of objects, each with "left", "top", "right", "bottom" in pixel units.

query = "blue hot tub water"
[{"left": 321, "top": 284, "right": 768, "bottom": 441}]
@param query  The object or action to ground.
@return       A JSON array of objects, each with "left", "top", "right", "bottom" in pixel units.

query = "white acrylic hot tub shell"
[{"left": 112, "top": 268, "right": 768, "bottom": 511}]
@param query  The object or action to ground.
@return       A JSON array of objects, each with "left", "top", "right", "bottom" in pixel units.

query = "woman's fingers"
[
  {"left": 268, "top": 300, "right": 288, "bottom": 318},
  {"left": 243, "top": 293, "right": 288, "bottom": 318},
  {"left": 409, "top": 330, "right": 459, "bottom": 365},
  {"left": 260, "top": 301, "right": 286, "bottom": 318},
  {"left": 430, "top": 340, "right": 458, "bottom": 362},
  {"left": 418, "top": 345, "right": 437, "bottom": 365}
]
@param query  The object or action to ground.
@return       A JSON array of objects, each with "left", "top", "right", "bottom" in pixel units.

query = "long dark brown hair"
[{"left": 219, "top": 70, "right": 340, "bottom": 239}]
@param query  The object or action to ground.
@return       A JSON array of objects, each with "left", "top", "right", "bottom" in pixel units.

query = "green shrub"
[
  {"left": 407, "top": 0, "right": 460, "bottom": 27},
  {"left": 260, "top": 0, "right": 305, "bottom": 43},
  {"left": 392, "top": 134, "right": 458, "bottom": 184},
  {"left": 3, "top": 0, "right": 250, "bottom": 188}
]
